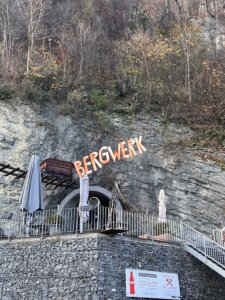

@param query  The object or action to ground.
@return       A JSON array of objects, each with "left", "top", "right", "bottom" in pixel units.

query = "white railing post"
[
  {"left": 8, "top": 220, "right": 12, "bottom": 241},
  {"left": 97, "top": 205, "right": 100, "bottom": 230},
  {"left": 151, "top": 215, "right": 154, "bottom": 238},
  {"left": 146, "top": 210, "right": 148, "bottom": 236},
  {"left": 180, "top": 222, "right": 184, "bottom": 242},
  {"left": 75, "top": 208, "right": 78, "bottom": 236},
  {"left": 204, "top": 236, "right": 207, "bottom": 262}
]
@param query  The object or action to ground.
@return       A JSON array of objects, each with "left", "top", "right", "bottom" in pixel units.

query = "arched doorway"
[
  {"left": 57, "top": 186, "right": 113, "bottom": 233},
  {"left": 57, "top": 186, "right": 112, "bottom": 214}
]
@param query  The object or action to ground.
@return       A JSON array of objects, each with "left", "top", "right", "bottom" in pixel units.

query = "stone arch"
[{"left": 58, "top": 186, "right": 112, "bottom": 214}]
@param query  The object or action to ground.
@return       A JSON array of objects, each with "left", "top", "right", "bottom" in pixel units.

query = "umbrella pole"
[
  {"left": 26, "top": 216, "right": 29, "bottom": 237},
  {"left": 80, "top": 216, "right": 83, "bottom": 233}
]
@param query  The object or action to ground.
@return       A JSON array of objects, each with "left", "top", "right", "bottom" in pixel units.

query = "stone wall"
[
  {"left": 98, "top": 236, "right": 225, "bottom": 300},
  {"left": 0, "top": 233, "right": 225, "bottom": 300},
  {"left": 0, "top": 234, "right": 99, "bottom": 300}
]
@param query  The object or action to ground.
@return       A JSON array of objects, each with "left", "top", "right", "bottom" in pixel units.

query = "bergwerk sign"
[
  {"left": 125, "top": 269, "right": 181, "bottom": 299},
  {"left": 74, "top": 136, "right": 147, "bottom": 177}
]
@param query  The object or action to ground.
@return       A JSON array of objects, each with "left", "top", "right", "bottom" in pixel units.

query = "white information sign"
[{"left": 125, "top": 269, "right": 180, "bottom": 299}]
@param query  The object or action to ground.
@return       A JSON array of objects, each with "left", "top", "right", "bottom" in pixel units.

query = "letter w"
[{"left": 108, "top": 144, "right": 121, "bottom": 162}]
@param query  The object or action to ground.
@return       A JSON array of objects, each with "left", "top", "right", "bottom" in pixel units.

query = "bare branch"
[{"left": 205, "top": 0, "right": 216, "bottom": 18}]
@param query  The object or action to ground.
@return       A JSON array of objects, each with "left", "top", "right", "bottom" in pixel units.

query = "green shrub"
[
  {"left": 19, "top": 84, "right": 49, "bottom": 102},
  {"left": 113, "top": 104, "right": 134, "bottom": 115},
  {"left": 111, "top": 80, "right": 121, "bottom": 97},
  {"left": 0, "top": 85, "right": 14, "bottom": 100},
  {"left": 26, "top": 63, "right": 61, "bottom": 91},
  {"left": 90, "top": 89, "right": 107, "bottom": 110},
  {"left": 67, "top": 88, "right": 87, "bottom": 103},
  {"left": 93, "top": 111, "right": 110, "bottom": 132},
  {"left": 21, "top": 61, "right": 69, "bottom": 102}
]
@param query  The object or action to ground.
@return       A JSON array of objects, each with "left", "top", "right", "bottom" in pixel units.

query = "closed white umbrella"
[
  {"left": 79, "top": 174, "right": 89, "bottom": 233},
  {"left": 19, "top": 154, "right": 43, "bottom": 212},
  {"left": 158, "top": 189, "right": 166, "bottom": 223}
]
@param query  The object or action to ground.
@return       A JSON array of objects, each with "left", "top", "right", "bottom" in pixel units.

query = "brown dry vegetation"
[{"left": 1, "top": 0, "right": 225, "bottom": 144}]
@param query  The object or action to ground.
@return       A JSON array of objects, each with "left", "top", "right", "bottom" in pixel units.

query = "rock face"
[
  {"left": 1, "top": 99, "right": 225, "bottom": 235},
  {"left": 197, "top": 17, "right": 225, "bottom": 50}
]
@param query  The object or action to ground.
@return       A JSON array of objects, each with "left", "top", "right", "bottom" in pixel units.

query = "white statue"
[{"left": 158, "top": 189, "right": 166, "bottom": 222}]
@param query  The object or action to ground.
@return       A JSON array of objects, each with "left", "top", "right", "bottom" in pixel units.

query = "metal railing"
[
  {"left": 183, "top": 224, "right": 225, "bottom": 268},
  {"left": 212, "top": 228, "right": 224, "bottom": 245},
  {"left": 1, "top": 207, "right": 225, "bottom": 273},
  {"left": 0, "top": 206, "right": 182, "bottom": 242}
]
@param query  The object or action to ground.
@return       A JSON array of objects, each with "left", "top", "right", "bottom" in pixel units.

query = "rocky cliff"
[{"left": 1, "top": 98, "right": 225, "bottom": 235}]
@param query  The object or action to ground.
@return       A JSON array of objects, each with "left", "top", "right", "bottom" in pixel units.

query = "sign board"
[
  {"left": 74, "top": 136, "right": 147, "bottom": 177},
  {"left": 125, "top": 269, "right": 180, "bottom": 299}
]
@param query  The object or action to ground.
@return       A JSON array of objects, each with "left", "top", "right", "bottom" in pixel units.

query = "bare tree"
[
  {"left": 173, "top": 0, "right": 192, "bottom": 103},
  {"left": 0, "top": 0, "right": 13, "bottom": 78},
  {"left": 26, "top": 0, "right": 45, "bottom": 73}
]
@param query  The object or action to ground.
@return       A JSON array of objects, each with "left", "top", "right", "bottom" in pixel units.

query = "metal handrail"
[
  {"left": 1, "top": 206, "right": 225, "bottom": 270},
  {"left": 0, "top": 207, "right": 182, "bottom": 241},
  {"left": 182, "top": 224, "right": 225, "bottom": 268},
  {"left": 212, "top": 228, "right": 225, "bottom": 246}
]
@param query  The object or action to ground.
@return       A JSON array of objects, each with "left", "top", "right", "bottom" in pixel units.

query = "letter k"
[{"left": 135, "top": 136, "right": 147, "bottom": 153}]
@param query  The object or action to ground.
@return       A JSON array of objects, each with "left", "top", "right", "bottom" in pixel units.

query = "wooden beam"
[
  {"left": 45, "top": 178, "right": 58, "bottom": 186},
  {"left": 0, "top": 164, "right": 10, "bottom": 172},
  {"left": 64, "top": 181, "right": 77, "bottom": 189},
  {"left": 4, "top": 168, "right": 20, "bottom": 176},
  {"left": 14, "top": 171, "right": 27, "bottom": 179},
  {"left": 55, "top": 179, "right": 67, "bottom": 188}
]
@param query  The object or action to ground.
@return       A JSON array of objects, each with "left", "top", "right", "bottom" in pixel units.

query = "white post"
[
  {"left": 204, "top": 236, "right": 207, "bottom": 262},
  {"left": 146, "top": 210, "right": 148, "bottom": 236},
  {"left": 8, "top": 220, "right": 12, "bottom": 241},
  {"left": 26, "top": 214, "right": 30, "bottom": 237},
  {"left": 80, "top": 217, "right": 83, "bottom": 233},
  {"left": 79, "top": 207, "right": 83, "bottom": 233},
  {"left": 75, "top": 208, "right": 78, "bottom": 236},
  {"left": 97, "top": 205, "right": 100, "bottom": 230},
  {"left": 56, "top": 205, "right": 59, "bottom": 234},
  {"left": 180, "top": 222, "right": 183, "bottom": 242}
]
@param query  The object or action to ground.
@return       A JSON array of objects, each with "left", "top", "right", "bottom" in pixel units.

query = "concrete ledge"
[{"left": 0, "top": 232, "right": 182, "bottom": 248}]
